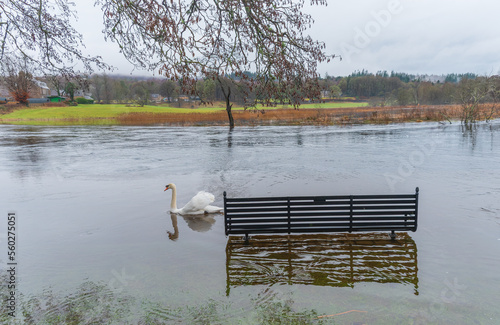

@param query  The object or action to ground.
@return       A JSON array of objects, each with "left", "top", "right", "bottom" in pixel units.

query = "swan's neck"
[{"left": 170, "top": 184, "right": 178, "bottom": 211}]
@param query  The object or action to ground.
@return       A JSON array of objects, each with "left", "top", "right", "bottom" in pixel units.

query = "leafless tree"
[
  {"left": 102, "top": 73, "right": 114, "bottom": 104},
  {"left": 97, "top": 0, "right": 338, "bottom": 127},
  {"left": 46, "top": 74, "right": 65, "bottom": 96},
  {"left": 457, "top": 76, "right": 499, "bottom": 124},
  {"left": 91, "top": 74, "right": 104, "bottom": 103},
  {"left": 1, "top": 0, "right": 109, "bottom": 77},
  {"left": 159, "top": 80, "right": 177, "bottom": 103},
  {"left": 130, "top": 80, "right": 156, "bottom": 107},
  {"left": 3, "top": 63, "right": 34, "bottom": 105}
]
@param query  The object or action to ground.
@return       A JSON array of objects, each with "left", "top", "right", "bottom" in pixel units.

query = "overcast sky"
[{"left": 74, "top": 0, "right": 500, "bottom": 77}]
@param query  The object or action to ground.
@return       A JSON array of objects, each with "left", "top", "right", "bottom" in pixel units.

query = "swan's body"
[{"left": 164, "top": 183, "right": 223, "bottom": 215}]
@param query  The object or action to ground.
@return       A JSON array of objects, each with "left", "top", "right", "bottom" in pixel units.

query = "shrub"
[{"left": 76, "top": 97, "right": 94, "bottom": 104}]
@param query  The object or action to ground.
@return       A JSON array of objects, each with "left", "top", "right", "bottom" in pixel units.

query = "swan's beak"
[{"left": 164, "top": 185, "right": 169, "bottom": 191}]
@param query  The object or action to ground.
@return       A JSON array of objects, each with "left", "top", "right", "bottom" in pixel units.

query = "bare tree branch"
[
  {"left": 97, "top": 0, "right": 338, "bottom": 127},
  {"left": 1, "top": 0, "right": 110, "bottom": 77}
]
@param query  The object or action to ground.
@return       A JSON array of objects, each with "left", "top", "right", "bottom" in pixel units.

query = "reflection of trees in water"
[
  {"left": 461, "top": 124, "right": 478, "bottom": 149},
  {"left": 0, "top": 275, "right": 323, "bottom": 324},
  {"left": 226, "top": 233, "right": 419, "bottom": 296},
  {"left": 11, "top": 136, "right": 48, "bottom": 162},
  {"left": 2, "top": 133, "right": 49, "bottom": 178},
  {"left": 3, "top": 127, "right": 89, "bottom": 179},
  {"left": 461, "top": 122, "right": 499, "bottom": 151},
  {"left": 12, "top": 139, "right": 46, "bottom": 178}
]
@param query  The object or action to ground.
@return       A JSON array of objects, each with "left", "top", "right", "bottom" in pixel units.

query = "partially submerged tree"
[
  {"left": 457, "top": 76, "right": 499, "bottom": 124},
  {"left": 98, "top": 0, "right": 337, "bottom": 127}
]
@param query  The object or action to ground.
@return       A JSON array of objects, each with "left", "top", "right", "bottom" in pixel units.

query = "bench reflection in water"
[{"left": 226, "top": 232, "right": 418, "bottom": 295}]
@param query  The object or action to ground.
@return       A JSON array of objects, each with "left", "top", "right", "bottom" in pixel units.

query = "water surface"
[{"left": 1, "top": 122, "right": 499, "bottom": 324}]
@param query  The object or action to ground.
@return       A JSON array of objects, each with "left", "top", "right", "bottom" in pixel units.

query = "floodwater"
[{"left": 0, "top": 121, "right": 499, "bottom": 324}]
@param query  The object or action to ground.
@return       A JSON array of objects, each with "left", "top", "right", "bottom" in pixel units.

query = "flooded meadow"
[{"left": 1, "top": 121, "right": 499, "bottom": 324}]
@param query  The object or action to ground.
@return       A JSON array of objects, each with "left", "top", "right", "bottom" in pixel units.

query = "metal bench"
[{"left": 223, "top": 187, "right": 419, "bottom": 241}]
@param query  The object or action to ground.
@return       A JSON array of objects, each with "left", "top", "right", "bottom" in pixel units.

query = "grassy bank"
[
  {"left": 0, "top": 102, "right": 368, "bottom": 125},
  {"left": 110, "top": 104, "right": 499, "bottom": 126},
  {"left": 0, "top": 102, "right": 497, "bottom": 126}
]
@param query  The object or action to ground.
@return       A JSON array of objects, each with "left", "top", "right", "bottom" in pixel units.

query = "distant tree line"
[
  {"left": 86, "top": 74, "right": 254, "bottom": 107},
  {"left": 80, "top": 70, "right": 492, "bottom": 108},
  {"left": 4, "top": 70, "right": 498, "bottom": 115},
  {"left": 319, "top": 70, "right": 486, "bottom": 106}
]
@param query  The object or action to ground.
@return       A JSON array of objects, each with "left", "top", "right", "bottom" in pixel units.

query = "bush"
[{"left": 76, "top": 97, "right": 94, "bottom": 104}]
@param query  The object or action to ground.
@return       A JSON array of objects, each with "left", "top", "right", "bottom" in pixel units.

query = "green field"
[
  {"left": 0, "top": 102, "right": 369, "bottom": 125},
  {"left": 0, "top": 104, "right": 222, "bottom": 119}
]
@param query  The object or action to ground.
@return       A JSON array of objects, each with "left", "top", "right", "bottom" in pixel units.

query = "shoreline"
[{"left": 0, "top": 104, "right": 498, "bottom": 126}]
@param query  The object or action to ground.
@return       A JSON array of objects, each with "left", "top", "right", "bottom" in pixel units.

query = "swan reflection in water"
[
  {"left": 226, "top": 232, "right": 419, "bottom": 295},
  {"left": 166, "top": 213, "right": 216, "bottom": 241}
]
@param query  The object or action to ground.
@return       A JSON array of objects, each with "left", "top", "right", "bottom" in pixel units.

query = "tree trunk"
[
  {"left": 218, "top": 78, "right": 234, "bottom": 128},
  {"left": 226, "top": 93, "right": 234, "bottom": 129}
]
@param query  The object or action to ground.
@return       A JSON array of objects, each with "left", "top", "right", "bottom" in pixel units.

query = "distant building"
[
  {"left": 0, "top": 84, "right": 10, "bottom": 99},
  {"left": 74, "top": 89, "right": 92, "bottom": 98},
  {"left": 50, "top": 89, "right": 62, "bottom": 97},
  {"left": 321, "top": 90, "right": 330, "bottom": 98},
  {"left": 28, "top": 98, "right": 50, "bottom": 104},
  {"left": 32, "top": 79, "right": 51, "bottom": 97},
  {"left": 150, "top": 93, "right": 163, "bottom": 103},
  {"left": 47, "top": 96, "right": 66, "bottom": 102},
  {"left": 422, "top": 75, "right": 446, "bottom": 83}
]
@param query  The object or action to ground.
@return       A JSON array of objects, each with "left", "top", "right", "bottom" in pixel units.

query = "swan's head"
[{"left": 164, "top": 183, "right": 175, "bottom": 191}]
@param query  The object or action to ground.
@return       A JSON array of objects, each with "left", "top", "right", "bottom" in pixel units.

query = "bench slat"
[
  {"left": 225, "top": 194, "right": 416, "bottom": 203},
  {"left": 226, "top": 204, "right": 416, "bottom": 213},
  {"left": 224, "top": 188, "right": 419, "bottom": 237},
  {"left": 225, "top": 199, "right": 416, "bottom": 206},
  {"left": 228, "top": 215, "right": 416, "bottom": 224},
  {"left": 226, "top": 211, "right": 415, "bottom": 219},
  {"left": 228, "top": 221, "right": 416, "bottom": 228}
]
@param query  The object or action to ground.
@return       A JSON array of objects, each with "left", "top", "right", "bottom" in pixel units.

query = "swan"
[{"left": 164, "top": 183, "right": 223, "bottom": 215}]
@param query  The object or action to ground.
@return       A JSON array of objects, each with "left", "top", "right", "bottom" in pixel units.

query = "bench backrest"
[{"left": 224, "top": 187, "right": 419, "bottom": 236}]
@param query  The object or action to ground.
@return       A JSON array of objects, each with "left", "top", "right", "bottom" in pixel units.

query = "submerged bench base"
[{"left": 237, "top": 230, "right": 399, "bottom": 242}]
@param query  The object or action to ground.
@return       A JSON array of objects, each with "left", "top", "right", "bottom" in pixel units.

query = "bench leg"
[
  {"left": 390, "top": 230, "right": 396, "bottom": 240},
  {"left": 244, "top": 233, "right": 250, "bottom": 244}
]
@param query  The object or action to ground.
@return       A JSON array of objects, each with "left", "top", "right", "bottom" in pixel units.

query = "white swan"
[{"left": 164, "top": 183, "right": 223, "bottom": 215}]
